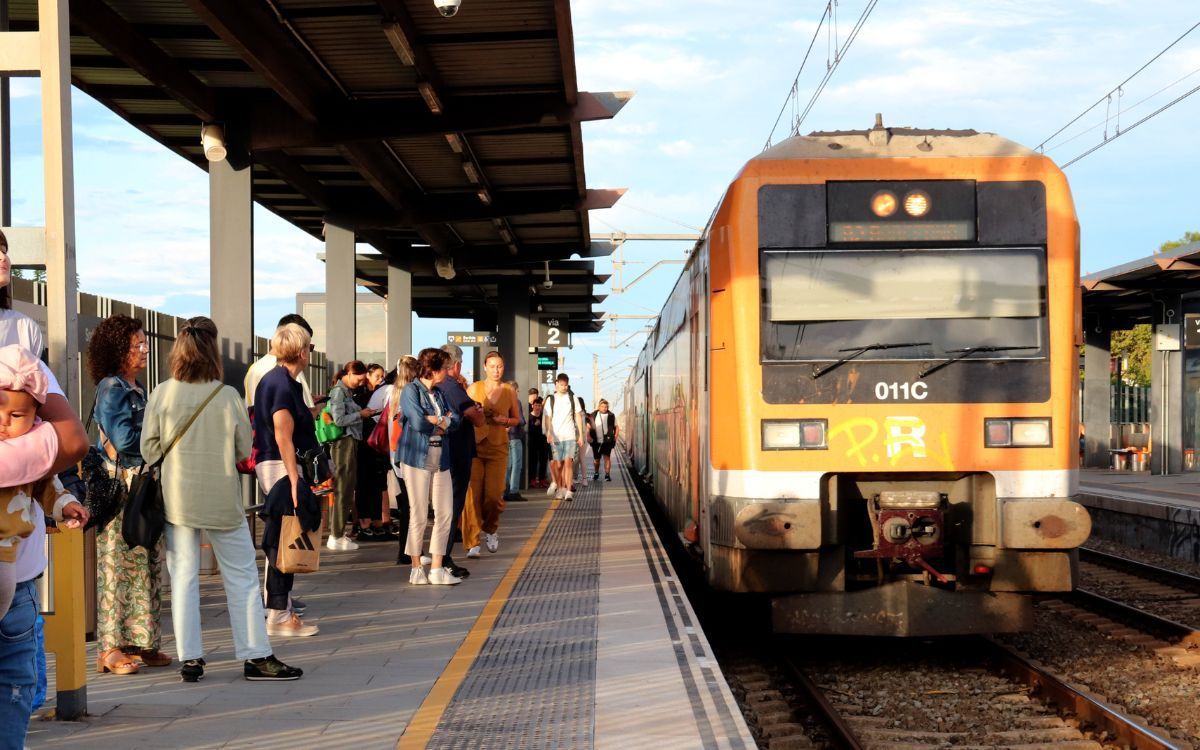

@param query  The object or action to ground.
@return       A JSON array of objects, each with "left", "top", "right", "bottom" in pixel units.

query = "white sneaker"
[
  {"left": 420, "top": 554, "right": 432, "bottom": 566},
  {"left": 466, "top": 545, "right": 481, "bottom": 558},
  {"left": 564, "top": 490, "right": 574, "bottom": 502},
  {"left": 546, "top": 481, "right": 558, "bottom": 496},
  {"left": 326, "top": 535, "right": 339, "bottom": 551},
  {"left": 329, "top": 536, "right": 358, "bottom": 551},
  {"left": 484, "top": 533, "right": 499, "bottom": 553},
  {"left": 428, "top": 567, "right": 462, "bottom": 585},
  {"left": 266, "top": 613, "right": 319, "bottom": 637},
  {"left": 409, "top": 567, "right": 429, "bottom": 585},
  {"left": 555, "top": 488, "right": 564, "bottom": 500}
]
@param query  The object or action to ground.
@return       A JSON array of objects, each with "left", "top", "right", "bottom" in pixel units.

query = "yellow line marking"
[{"left": 398, "top": 498, "right": 561, "bottom": 749}]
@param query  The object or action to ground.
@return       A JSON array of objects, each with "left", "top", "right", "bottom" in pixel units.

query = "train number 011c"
[{"left": 874, "top": 381, "right": 928, "bottom": 401}]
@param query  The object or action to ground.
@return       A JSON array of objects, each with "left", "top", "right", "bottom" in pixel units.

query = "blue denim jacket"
[
  {"left": 395, "top": 381, "right": 458, "bottom": 471},
  {"left": 93, "top": 375, "right": 146, "bottom": 468}
]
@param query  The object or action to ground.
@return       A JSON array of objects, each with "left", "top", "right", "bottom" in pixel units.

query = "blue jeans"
[
  {"left": 0, "top": 580, "right": 38, "bottom": 750},
  {"left": 505, "top": 439, "right": 524, "bottom": 496}
]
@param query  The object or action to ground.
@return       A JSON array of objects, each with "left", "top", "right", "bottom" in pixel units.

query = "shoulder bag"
[
  {"left": 80, "top": 396, "right": 127, "bottom": 532},
  {"left": 122, "top": 384, "right": 223, "bottom": 550},
  {"left": 315, "top": 385, "right": 346, "bottom": 445}
]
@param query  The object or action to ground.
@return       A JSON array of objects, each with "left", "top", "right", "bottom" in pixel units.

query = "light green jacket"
[{"left": 141, "top": 379, "right": 252, "bottom": 530}]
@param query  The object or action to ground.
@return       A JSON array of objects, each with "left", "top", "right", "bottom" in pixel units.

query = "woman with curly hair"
[{"left": 88, "top": 313, "right": 166, "bottom": 676}]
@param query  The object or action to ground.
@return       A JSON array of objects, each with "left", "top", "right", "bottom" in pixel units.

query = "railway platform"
[
  {"left": 26, "top": 459, "right": 753, "bottom": 749},
  {"left": 1079, "top": 468, "right": 1200, "bottom": 562}
]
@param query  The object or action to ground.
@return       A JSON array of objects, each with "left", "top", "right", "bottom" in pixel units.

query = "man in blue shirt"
[{"left": 435, "top": 344, "right": 483, "bottom": 577}]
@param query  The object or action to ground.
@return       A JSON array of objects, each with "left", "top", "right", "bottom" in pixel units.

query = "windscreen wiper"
[
  {"left": 812, "top": 342, "right": 932, "bottom": 379},
  {"left": 918, "top": 345, "right": 1039, "bottom": 379}
]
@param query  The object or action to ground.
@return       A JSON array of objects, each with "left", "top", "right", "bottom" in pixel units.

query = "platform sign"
[
  {"left": 535, "top": 317, "right": 564, "bottom": 347},
  {"left": 536, "top": 351, "right": 558, "bottom": 370},
  {"left": 1185, "top": 315, "right": 1200, "bottom": 349},
  {"left": 446, "top": 331, "right": 497, "bottom": 346},
  {"left": 541, "top": 369, "right": 556, "bottom": 385}
]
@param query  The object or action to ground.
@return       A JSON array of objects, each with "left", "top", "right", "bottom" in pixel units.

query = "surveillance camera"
[
  {"left": 434, "top": 0, "right": 461, "bottom": 17},
  {"left": 543, "top": 279, "right": 553, "bottom": 290}
]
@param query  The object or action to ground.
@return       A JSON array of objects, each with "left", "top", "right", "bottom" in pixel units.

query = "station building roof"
[
  {"left": 8, "top": 0, "right": 624, "bottom": 329},
  {"left": 1081, "top": 242, "right": 1200, "bottom": 329}
]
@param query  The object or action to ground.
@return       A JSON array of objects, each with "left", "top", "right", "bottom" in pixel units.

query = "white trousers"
[
  {"left": 400, "top": 464, "right": 453, "bottom": 557},
  {"left": 165, "top": 524, "right": 273, "bottom": 661}
]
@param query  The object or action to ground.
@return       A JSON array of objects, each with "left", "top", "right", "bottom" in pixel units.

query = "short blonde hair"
[{"left": 272, "top": 323, "right": 310, "bottom": 364}]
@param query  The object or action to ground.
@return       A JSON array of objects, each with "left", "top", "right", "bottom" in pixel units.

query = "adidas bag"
[{"left": 276, "top": 515, "right": 321, "bottom": 574}]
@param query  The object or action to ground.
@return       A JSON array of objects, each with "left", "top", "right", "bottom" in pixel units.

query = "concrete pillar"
[
  {"left": 498, "top": 280, "right": 533, "bottom": 407},
  {"left": 325, "top": 223, "right": 356, "bottom": 370},
  {"left": 0, "top": 0, "right": 10, "bottom": 228},
  {"left": 1083, "top": 327, "right": 1111, "bottom": 469},
  {"left": 209, "top": 159, "right": 253, "bottom": 389},
  {"left": 386, "top": 255, "right": 412, "bottom": 366},
  {"left": 1151, "top": 299, "right": 1184, "bottom": 475},
  {"left": 472, "top": 310, "right": 497, "bottom": 381}
]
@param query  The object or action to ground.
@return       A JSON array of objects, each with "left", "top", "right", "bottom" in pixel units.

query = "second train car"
[{"left": 622, "top": 117, "right": 1091, "bottom": 636}]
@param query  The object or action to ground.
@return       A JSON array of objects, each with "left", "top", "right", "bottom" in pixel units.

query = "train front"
[{"left": 708, "top": 125, "right": 1091, "bottom": 636}]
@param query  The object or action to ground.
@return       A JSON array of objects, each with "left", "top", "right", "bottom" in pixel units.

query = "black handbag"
[
  {"left": 122, "top": 384, "right": 223, "bottom": 550},
  {"left": 80, "top": 402, "right": 126, "bottom": 531}
]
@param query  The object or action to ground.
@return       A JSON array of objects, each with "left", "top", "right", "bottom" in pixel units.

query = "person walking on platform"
[
  {"left": 252, "top": 324, "right": 321, "bottom": 638},
  {"left": 142, "top": 317, "right": 301, "bottom": 682},
  {"left": 435, "top": 344, "right": 482, "bottom": 575},
  {"left": 397, "top": 348, "right": 462, "bottom": 585},
  {"left": 591, "top": 400, "right": 618, "bottom": 482},
  {"left": 543, "top": 373, "right": 586, "bottom": 501},
  {"left": 326, "top": 361, "right": 374, "bottom": 551},
  {"left": 463, "top": 353, "right": 521, "bottom": 556},
  {"left": 503, "top": 381, "right": 527, "bottom": 503},
  {"left": 527, "top": 396, "right": 547, "bottom": 488},
  {"left": 89, "top": 313, "right": 171, "bottom": 675}
]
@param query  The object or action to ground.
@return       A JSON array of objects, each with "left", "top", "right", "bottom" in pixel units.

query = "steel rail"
[
  {"left": 780, "top": 655, "right": 864, "bottom": 750},
  {"left": 1068, "top": 588, "right": 1200, "bottom": 647},
  {"left": 1080, "top": 547, "right": 1200, "bottom": 595},
  {"left": 984, "top": 638, "right": 1183, "bottom": 750}
]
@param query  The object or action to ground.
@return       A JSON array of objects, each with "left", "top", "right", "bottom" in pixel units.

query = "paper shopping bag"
[{"left": 276, "top": 515, "right": 321, "bottom": 574}]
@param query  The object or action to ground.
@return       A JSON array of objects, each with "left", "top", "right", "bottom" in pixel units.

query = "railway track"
[
  {"left": 1076, "top": 548, "right": 1200, "bottom": 636},
  {"left": 728, "top": 637, "right": 1190, "bottom": 750}
]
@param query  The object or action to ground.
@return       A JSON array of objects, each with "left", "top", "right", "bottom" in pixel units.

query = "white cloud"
[
  {"left": 576, "top": 43, "right": 726, "bottom": 91},
  {"left": 658, "top": 139, "right": 695, "bottom": 157}
]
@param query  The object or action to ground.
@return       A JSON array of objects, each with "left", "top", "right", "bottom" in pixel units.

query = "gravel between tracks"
[
  {"left": 1000, "top": 606, "right": 1200, "bottom": 746},
  {"left": 1086, "top": 538, "right": 1200, "bottom": 578}
]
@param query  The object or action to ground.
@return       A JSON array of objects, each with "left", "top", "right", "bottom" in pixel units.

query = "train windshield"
[{"left": 761, "top": 247, "right": 1047, "bottom": 362}]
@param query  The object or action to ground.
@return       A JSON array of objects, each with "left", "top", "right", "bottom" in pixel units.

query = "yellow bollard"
[{"left": 41, "top": 528, "right": 87, "bottom": 719}]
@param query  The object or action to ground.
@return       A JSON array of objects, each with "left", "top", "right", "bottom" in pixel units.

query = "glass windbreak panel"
[{"left": 761, "top": 248, "right": 1047, "bottom": 362}]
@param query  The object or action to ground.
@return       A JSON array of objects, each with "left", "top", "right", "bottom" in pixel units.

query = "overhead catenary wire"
[
  {"left": 1038, "top": 20, "right": 1200, "bottom": 153},
  {"left": 790, "top": 0, "right": 879, "bottom": 137},
  {"left": 763, "top": 3, "right": 832, "bottom": 150},
  {"left": 1060, "top": 81, "right": 1200, "bottom": 168}
]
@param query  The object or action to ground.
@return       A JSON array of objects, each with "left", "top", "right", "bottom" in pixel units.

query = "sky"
[{"left": 5, "top": 0, "right": 1200, "bottom": 407}]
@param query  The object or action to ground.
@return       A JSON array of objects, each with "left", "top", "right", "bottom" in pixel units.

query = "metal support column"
[
  {"left": 40, "top": 0, "right": 79, "bottom": 409},
  {"left": 325, "top": 223, "right": 356, "bottom": 369},
  {"left": 386, "top": 255, "right": 412, "bottom": 365},
  {"left": 0, "top": 0, "right": 10, "bottom": 228},
  {"left": 1083, "top": 327, "right": 1111, "bottom": 469},
  {"left": 1151, "top": 297, "right": 1184, "bottom": 475},
  {"left": 209, "top": 159, "right": 253, "bottom": 388}
]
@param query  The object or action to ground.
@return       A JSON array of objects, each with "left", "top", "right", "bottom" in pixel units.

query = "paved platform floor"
[
  {"left": 1081, "top": 467, "right": 1200, "bottom": 508},
  {"left": 27, "top": 458, "right": 751, "bottom": 749}
]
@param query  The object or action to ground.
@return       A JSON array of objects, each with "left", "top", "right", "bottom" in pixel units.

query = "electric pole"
[{"left": 592, "top": 352, "right": 600, "bottom": 405}]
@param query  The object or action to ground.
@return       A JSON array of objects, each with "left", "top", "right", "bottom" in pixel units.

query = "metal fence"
[{"left": 1111, "top": 384, "right": 1150, "bottom": 425}]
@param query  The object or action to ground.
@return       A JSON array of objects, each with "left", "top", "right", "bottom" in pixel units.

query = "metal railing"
[{"left": 1111, "top": 385, "right": 1150, "bottom": 424}]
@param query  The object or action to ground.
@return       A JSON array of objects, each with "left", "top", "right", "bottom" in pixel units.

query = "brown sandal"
[
  {"left": 128, "top": 648, "right": 172, "bottom": 667},
  {"left": 97, "top": 648, "right": 139, "bottom": 675}
]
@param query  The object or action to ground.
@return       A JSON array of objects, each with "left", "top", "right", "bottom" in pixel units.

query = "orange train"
[{"left": 621, "top": 118, "right": 1091, "bottom": 636}]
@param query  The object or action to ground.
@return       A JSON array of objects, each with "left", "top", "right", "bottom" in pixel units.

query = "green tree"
[
  {"left": 1158, "top": 231, "right": 1200, "bottom": 253},
  {"left": 1110, "top": 324, "right": 1152, "bottom": 385}
]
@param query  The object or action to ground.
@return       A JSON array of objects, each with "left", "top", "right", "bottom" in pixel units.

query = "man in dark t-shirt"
[{"left": 435, "top": 344, "right": 483, "bottom": 577}]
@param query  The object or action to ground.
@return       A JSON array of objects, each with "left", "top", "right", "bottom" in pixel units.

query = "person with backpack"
[{"left": 543, "top": 373, "right": 586, "bottom": 501}]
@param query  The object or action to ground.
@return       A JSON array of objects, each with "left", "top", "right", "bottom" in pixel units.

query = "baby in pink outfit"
[{"left": 0, "top": 344, "right": 81, "bottom": 618}]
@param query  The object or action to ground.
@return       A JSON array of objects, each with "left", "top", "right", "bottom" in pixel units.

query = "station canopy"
[
  {"left": 9, "top": 0, "right": 627, "bottom": 332},
  {"left": 1081, "top": 242, "right": 1200, "bottom": 330}
]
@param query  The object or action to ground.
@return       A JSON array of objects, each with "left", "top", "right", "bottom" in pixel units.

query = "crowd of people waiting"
[{"left": 0, "top": 228, "right": 619, "bottom": 748}]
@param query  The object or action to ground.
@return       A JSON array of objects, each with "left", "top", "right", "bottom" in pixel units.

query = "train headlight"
[
  {"left": 871, "top": 190, "right": 898, "bottom": 217},
  {"left": 762, "top": 419, "right": 827, "bottom": 450},
  {"left": 985, "top": 418, "right": 1051, "bottom": 448},
  {"left": 903, "top": 190, "right": 930, "bottom": 217}
]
